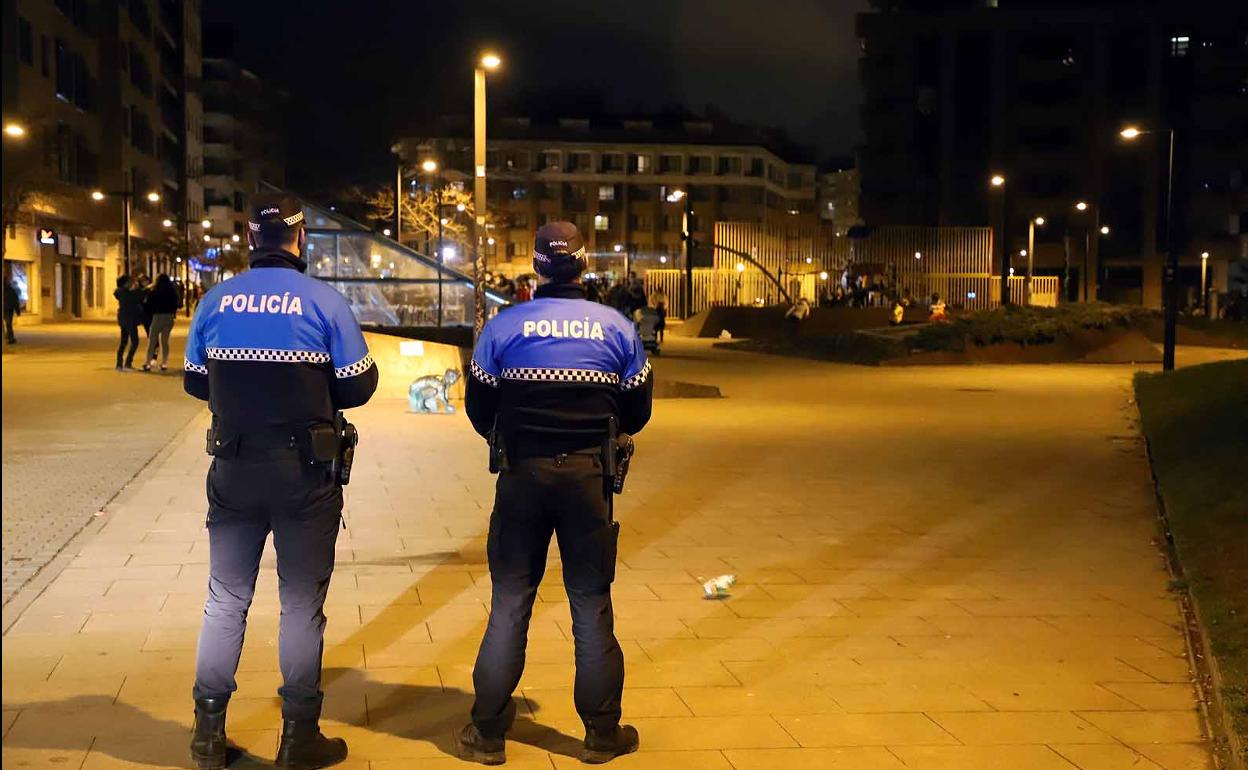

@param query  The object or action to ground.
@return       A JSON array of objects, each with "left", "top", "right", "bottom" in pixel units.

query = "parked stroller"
[{"left": 634, "top": 306, "right": 662, "bottom": 356}]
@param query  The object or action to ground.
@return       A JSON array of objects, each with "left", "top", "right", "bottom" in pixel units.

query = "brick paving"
[
  {"left": 1, "top": 336, "right": 1222, "bottom": 769},
  {"left": 1, "top": 322, "right": 202, "bottom": 605}
]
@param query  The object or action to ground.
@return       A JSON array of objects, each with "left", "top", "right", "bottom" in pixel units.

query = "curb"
[{"left": 1136, "top": 398, "right": 1246, "bottom": 770}]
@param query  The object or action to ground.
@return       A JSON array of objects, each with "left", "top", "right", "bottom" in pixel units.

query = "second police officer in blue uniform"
[
  {"left": 183, "top": 193, "right": 378, "bottom": 770},
  {"left": 458, "top": 222, "right": 654, "bottom": 765}
]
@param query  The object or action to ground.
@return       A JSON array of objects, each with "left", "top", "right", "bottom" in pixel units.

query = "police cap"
[
  {"left": 247, "top": 192, "right": 305, "bottom": 235},
  {"left": 533, "top": 221, "right": 587, "bottom": 281}
]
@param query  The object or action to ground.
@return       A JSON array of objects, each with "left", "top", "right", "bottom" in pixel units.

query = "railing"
[{"left": 644, "top": 271, "right": 1061, "bottom": 318}]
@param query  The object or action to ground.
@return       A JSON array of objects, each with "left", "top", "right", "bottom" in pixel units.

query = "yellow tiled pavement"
[{"left": 2, "top": 339, "right": 1217, "bottom": 768}]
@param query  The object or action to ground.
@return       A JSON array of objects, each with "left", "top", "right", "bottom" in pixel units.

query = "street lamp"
[
  {"left": 231, "top": 234, "right": 240, "bottom": 243},
  {"left": 1200, "top": 251, "right": 1210, "bottom": 314},
  {"left": 667, "top": 188, "right": 694, "bottom": 316},
  {"left": 420, "top": 158, "right": 447, "bottom": 328},
  {"left": 1072, "top": 200, "right": 1103, "bottom": 302},
  {"left": 92, "top": 188, "right": 163, "bottom": 273},
  {"left": 1025, "top": 216, "right": 1044, "bottom": 305},
  {"left": 201, "top": 218, "right": 211, "bottom": 229},
  {"left": 1101, "top": 225, "right": 1110, "bottom": 235},
  {"left": 989, "top": 173, "right": 1009, "bottom": 303},
  {"left": 1120, "top": 123, "right": 1178, "bottom": 369},
  {"left": 472, "top": 51, "right": 502, "bottom": 339},
  {"left": 3, "top": 122, "right": 26, "bottom": 138},
  {"left": 162, "top": 218, "right": 173, "bottom": 228}
]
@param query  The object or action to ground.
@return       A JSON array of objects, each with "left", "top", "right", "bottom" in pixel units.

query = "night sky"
[{"left": 204, "top": 0, "right": 869, "bottom": 192}]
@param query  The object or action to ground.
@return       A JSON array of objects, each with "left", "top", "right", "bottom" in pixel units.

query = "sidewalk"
[
  {"left": 2, "top": 339, "right": 1215, "bottom": 769},
  {"left": 2, "top": 322, "right": 200, "bottom": 605}
]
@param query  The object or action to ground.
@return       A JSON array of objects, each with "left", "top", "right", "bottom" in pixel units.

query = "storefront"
[{"left": 3, "top": 223, "right": 121, "bottom": 325}]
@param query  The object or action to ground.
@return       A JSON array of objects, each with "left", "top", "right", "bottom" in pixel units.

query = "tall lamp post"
[
  {"left": 472, "top": 52, "right": 501, "bottom": 341},
  {"left": 667, "top": 188, "right": 693, "bottom": 318},
  {"left": 1121, "top": 125, "right": 1177, "bottom": 370},
  {"left": 1200, "top": 250, "right": 1209, "bottom": 314},
  {"left": 93, "top": 188, "right": 161, "bottom": 274},
  {"left": 990, "top": 174, "right": 1008, "bottom": 304},
  {"left": 1025, "top": 216, "right": 1044, "bottom": 306},
  {"left": 420, "top": 159, "right": 446, "bottom": 328}
]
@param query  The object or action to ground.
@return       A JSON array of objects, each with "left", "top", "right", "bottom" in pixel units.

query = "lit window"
[
  {"left": 594, "top": 214, "right": 610, "bottom": 231},
  {"left": 598, "top": 185, "right": 615, "bottom": 201},
  {"left": 635, "top": 155, "right": 650, "bottom": 173},
  {"left": 1170, "top": 35, "right": 1190, "bottom": 57}
]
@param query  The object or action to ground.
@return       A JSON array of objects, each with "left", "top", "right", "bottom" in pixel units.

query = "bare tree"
[{"left": 342, "top": 184, "right": 493, "bottom": 252}]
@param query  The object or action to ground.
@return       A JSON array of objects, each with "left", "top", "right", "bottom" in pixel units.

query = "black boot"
[
  {"left": 274, "top": 719, "right": 348, "bottom": 770},
  {"left": 457, "top": 723, "right": 505, "bottom": 766},
  {"left": 581, "top": 724, "right": 639, "bottom": 764},
  {"left": 190, "top": 697, "right": 229, "bottom": 770}
]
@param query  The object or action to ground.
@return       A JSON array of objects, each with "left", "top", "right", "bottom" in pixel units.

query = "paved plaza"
[
  {"left": 1, "top": 323, "right": 200, "bottom": 605},
  {"left": 2, "top": 331, "right": 1227, "bottom": 769}
]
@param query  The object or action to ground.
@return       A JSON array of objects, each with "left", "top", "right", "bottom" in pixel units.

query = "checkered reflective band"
[
  {"left": 247, "top": 211, "right": 304, "bottom": 231},
  {"left": 620, "top": 360, "right": 652, "bottom": 391},
  {"left": 206, "top": 347, "right": 331, "bottom": 364},
  {"left": 184, "top": 359, "right": 208, "bottom": 375},
  {"left": 470, "top": 359, "right": 500, "bottom": 387},
  {"left": 334, "top": 354, "right": 374, "bottom": 379},
  {"left": 502, "top": 367, "right": 620, "bottom": 385}
]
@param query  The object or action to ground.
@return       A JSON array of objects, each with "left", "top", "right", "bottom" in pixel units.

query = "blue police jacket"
[
  {"left": 466, "top": 282, "right": 653, "bottom": 456},
  {"left": 183, "top": 249, "right": 378, "bottom": 427}
]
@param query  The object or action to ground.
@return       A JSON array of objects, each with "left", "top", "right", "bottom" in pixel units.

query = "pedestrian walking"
[
  {"left": 651, "top": 287, "right": 667, "bottom": 344},
  {"left": 459, "top": 221, "right": 653, "bottom": 765},
  {"left": 183, "top": 193, "right": 378, "bottom": 770},
  {"left": 114, "top": 275, "right": 144, "bottom": 370},
  {"left": 142, "top": 274, "right": 180, "bottom": 371},
  {"left": 3, "top": 275, "right": 21, "bottom": 344}
]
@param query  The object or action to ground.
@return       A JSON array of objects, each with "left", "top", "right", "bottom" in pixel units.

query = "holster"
[
  {"left": 602, "top": 417, "right": 635, "bottom": 496},
  {"left": 488, "top": 418, "right": 510, "bottom": 474}
]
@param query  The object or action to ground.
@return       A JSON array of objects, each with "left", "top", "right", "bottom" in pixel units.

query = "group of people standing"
[{"left": 112, "top": 273, "right": 184, "bottom": 372}]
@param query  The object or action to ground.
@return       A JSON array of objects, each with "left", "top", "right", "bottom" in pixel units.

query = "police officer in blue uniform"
[
  {"left": 183, "top": 193, "right": 378, "bottom": 770},
  {"left": 458, "top": 222, "right": 653, "bottom": 765}
]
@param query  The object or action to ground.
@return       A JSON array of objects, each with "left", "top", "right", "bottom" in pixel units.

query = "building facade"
[
  {"left": 201, "top": 57, "right": 285, "bottom": 254},
  {"left": 817, "top": 167, "right": 863, "bottom": 236},
  {"left": 394, "top": 116, "right": 819, "bottom": 278},
  {"left": 2, "top": 0, "right": 203, "bottom": 324},
  {"left": 855, "top": 0, "right": 1247, "bottom": 307}
]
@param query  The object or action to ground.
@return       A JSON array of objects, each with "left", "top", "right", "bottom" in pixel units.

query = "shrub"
[{"left": 911, "top": 303, "right": 1158, "bottom": 351}]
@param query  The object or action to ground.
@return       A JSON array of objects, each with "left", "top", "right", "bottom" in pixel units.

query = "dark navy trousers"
[
  {"left": 193, "top": 451, "right": 342, "bottom": 721},
  {"left": 471, "top": 453, "right": 623, "bottom": 738}
]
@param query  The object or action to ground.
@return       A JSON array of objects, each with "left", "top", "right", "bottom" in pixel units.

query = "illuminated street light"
[
  {"left": 1101, "top": 225, "right": 1110, "bottom": 235},
  {"left": 613, "top": 243, "right": 623, "bottom": 253},
  {"left": 421, "top": 159, "right": 438, "bottom": 173},
  {"left": 442, "top": 246, "right": 457, "bottom": 260},
  {"left": 162, "top": 218, "right": 173, "bottom": 228},
  {"left": 456, "top": 202, "right": 466, "bottom": 212},
  {"left": 660, "top": 256, "right": 668, "bottom": 264},
  {"left": 735, "top": 262, "right": 746, "bottom": 273},
  {"left": 1020, "top": 249, "right": 1028, "bottom": 257},
  {"left": 4, "top": 122, "right": 27, "bottom": 138},
  {"left": 480, "top": 53, "right": 502, "bottom": 70},
  {"left": 203, "top": 234, "right": 211, "bottom": 242},
  {"left": 222, "top": 243, "right": 231, "bottom": 252},
  {"left": 666, "top": 189, "right": 686, "bottom": 203},
  {"left": 231, "top": 234, "right": 240, "bottom": 242},
  {"left": 440, "top": 217, "right": 448, "bottom": 225},
  {"left": 146, "top": 191, "right": 161, "bottom": 203},
  {"left": 382, "top": 228, "right": 391, "bottom": 237},
  {"left": 487, "top": 237, "right": 495, "bottom": 246},
  {"left": 1201, "top": 251, "right": 1209, "bottom": 259},
  {"left": 805, "top": 257, "right": 813, "bottom": 264},
  {"left": 1075, "top": 201, "right": 1088, "bottom": 211},
  {"left": 1034, "top": 216, "right": 1045, "bottom": 226},
  {"left": 990, "top": 174, "right": 1005, "bottom": 187},
  {"left": 91, "top": 190, "right": 106, "bottom": 201},
  {"left": 819, "top": 271, "right": 829, "bottom": 281},
  {"left": 1120, "top": 126, "right": 1142, "bottom": 140},
  {"left": 201, "top": 218, "right": 211, "bottom": 229},
  {"left": 914, "top": 251, "right": 922, "bottom": 260}
]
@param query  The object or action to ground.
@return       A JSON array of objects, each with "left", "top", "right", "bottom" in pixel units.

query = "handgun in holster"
[
  {"left": 308, "top": 412, "right": 358, "bottom": 486},
  {"left": 488, "top": 418, "right": 510, "bottom": 474},
  {"left": 602, "top": 417, "right": 635, "bottom": 496}
]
